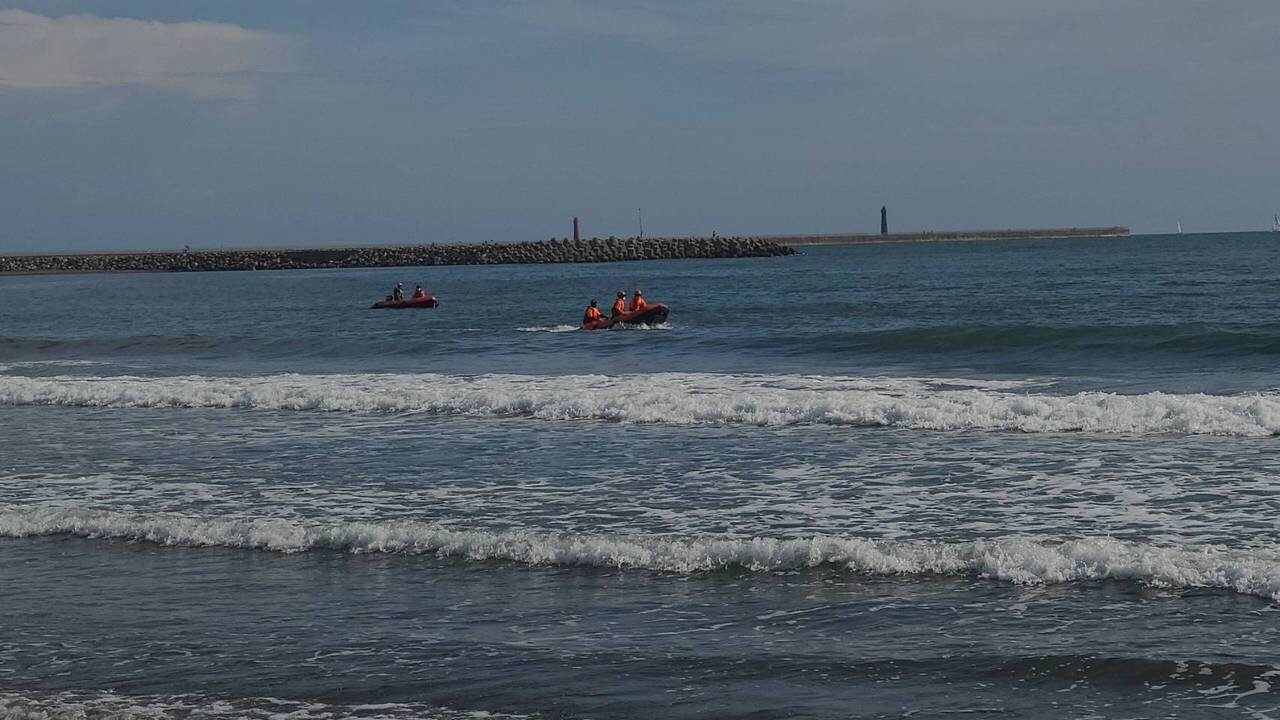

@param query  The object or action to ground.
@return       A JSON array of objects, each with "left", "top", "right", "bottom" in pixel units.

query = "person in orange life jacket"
[
  {"left": 611, "top": 290, "right": 627, "bottom": 318},
  {"left": 583, "top": 300, "right": 603, "bottom": 324},
  {"left": 410, "top": 285, "right": 427, "bottom": 300},
  {"left": 629, "top": 289, "right": 646, "bottom": 312}
]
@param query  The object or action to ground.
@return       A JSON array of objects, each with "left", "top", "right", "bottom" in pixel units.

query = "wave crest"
[
  {"left": 0, "top": 372, "right": 1276, "bottom": 436},
  {"left": 5, "top": 507, "right": 1280, "bottom": 601}
]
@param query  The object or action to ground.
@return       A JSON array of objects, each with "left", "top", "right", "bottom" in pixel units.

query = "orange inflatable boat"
[
  {"left": 581, "top": 303, "right": 669, "bottom": 330},
  {"left": 371, "top": 295, "right": 438, "bottom": 309}
]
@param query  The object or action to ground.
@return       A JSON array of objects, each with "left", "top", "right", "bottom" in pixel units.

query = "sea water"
[{"left": 2, "top": 233, "right": 1279, "bottom": 719}]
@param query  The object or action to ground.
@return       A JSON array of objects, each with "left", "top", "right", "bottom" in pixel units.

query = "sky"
[{"left": 1, "top": 1, "right": 1278, "bottom": 251}]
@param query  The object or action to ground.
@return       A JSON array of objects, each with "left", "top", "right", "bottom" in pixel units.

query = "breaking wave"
[
  {"left": 0, "top": 371, "right": 1276, "bottom": 436},
  {"left": 4, "top": 507, "right": 1280, "bottom": 602}
]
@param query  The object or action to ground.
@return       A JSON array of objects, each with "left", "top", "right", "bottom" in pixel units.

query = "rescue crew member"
[
  {"left": 391, "top": 282, "right": 405, "bottom": 301},
  {"left": 629, "top": 289, "right": 646, "bottom": 312},
  {"left": 583, "top": 300, "right": 602, "bottom": 324},
  {"left": 410, "top": 285, "right": 427, "bottom": 300},
  {"left": 611, "top": 290, "right": 627, "bottom": 318}
]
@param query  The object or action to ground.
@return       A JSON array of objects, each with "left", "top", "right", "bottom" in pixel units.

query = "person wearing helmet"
[
  {"left": 611, "top": 290, "right": 627, "bottom": 318},
  {"left": 391, "top": 282, "right": 405, "bottom": 302},
  {"left": 410, "top": 285, "right": 427, "bottom": 300},
  {"left": 629, "top": 289, "right": 647, "bottom": 312},
  {"left": 583, "top": 299, "right": 602, "bottom": 325}
]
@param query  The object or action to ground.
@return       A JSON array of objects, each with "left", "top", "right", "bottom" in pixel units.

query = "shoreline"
[{"left": 0, "top": 227, "right": 1134, "bottom": 275}]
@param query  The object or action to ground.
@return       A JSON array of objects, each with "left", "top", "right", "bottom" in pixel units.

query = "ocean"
[{"left": 2, "top": 232, "right": 1279, "bottom": 719}]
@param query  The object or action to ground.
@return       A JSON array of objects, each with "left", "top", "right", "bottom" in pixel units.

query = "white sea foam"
[
  {"left": 0, "top": 359, "right": 120, "bottom": 373},
  {"left": 0, "top": 690, "right": 526, "bottom": 720},
  {"left": 610, "top": 322, "right": 673, "bottom": 331},
  {"left": 0, "top": 372, "right": 1276, "bottom": 436},
  {"left": 897, "top": 376, "right": 1051, "bottom": 391},
  {"left": 512, "top": 322, "right": 673, "bottom": 333},
  {"left": 515, "top": 324, "right": 580, "bottom": 333},
  {"left": 5, "top": 507, "right": 1280, "bottom": 602}
]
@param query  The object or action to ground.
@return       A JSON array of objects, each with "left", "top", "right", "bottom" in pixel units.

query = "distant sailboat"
[
  {"left": 1273, "top": 214, "right": 1279, "bottom": 233},
  {"left": 1177, "top": 221, "right": 1183, "bottom": 234}
]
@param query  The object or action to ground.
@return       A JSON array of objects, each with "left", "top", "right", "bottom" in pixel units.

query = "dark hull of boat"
[
  {"left": 581, "top": 303, "right": 669, "bottom": 330},
  {"left": 371, "top": 296, "right": 438, "bottom": 309}
]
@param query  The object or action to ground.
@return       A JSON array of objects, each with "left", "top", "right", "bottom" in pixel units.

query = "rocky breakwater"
[{"left": 0, "top": 237, "right": 794, "bottom": 274}]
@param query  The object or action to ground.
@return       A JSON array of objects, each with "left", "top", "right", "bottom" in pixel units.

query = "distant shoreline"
[
  {"left": 0, "top": 228, "right": 1135, "bottom": 275},
  {"left": 770, "top": 227, "right": 1130, "bottom": 247},
  {"left": 0, "top": 236, "right": 793, "bottom": 275}
]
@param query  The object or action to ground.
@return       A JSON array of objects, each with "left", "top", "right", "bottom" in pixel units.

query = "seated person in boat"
[
  {"left": 611, "top": 291, "right": 627, "bottom": 318},
  {"left": 583, "top": 300, "right": 602, "bottom": 324},
  {"left": 391, "top": 282, "right": 405, "bottom": 301},
  {"left": 629, "top": 289, "right": 646, "bottom": 312},
  {"left": 410, "top": 285, "right": 427, "bottom": 300}
]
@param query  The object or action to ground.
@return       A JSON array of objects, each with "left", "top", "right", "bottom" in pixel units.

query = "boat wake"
[{"left": 515, "top": 324, "right": 580, "bottom": 333}]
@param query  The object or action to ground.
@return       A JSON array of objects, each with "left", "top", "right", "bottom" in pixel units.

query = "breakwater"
[
  {"left": 0, "top": 236, "right": 794, "bottom": 274},
  {"left": 770, "top": 227, "right": 1130, "bottom": 246}
]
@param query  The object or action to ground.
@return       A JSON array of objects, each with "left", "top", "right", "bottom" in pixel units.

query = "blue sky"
[{"left": 1, "top": 1, "right": 1278, "bottom": 251}]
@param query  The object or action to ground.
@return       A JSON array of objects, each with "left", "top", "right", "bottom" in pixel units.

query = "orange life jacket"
[
  {"left": 584, "top": 306, "right": 602, "bottom": 322},
  {"left": 411, "top": 289, "right": 426, "bottom": 300},
  {"left": 629, "top": 296, "right": 646, "bottom": 311},
  {"left": 612, "top": 298, "right": 626, "bottom": 315}
]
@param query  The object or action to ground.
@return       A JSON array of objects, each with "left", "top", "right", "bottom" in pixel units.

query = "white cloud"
[{"left": 0, "top": 10, "right": 294, "bottom": 100}]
